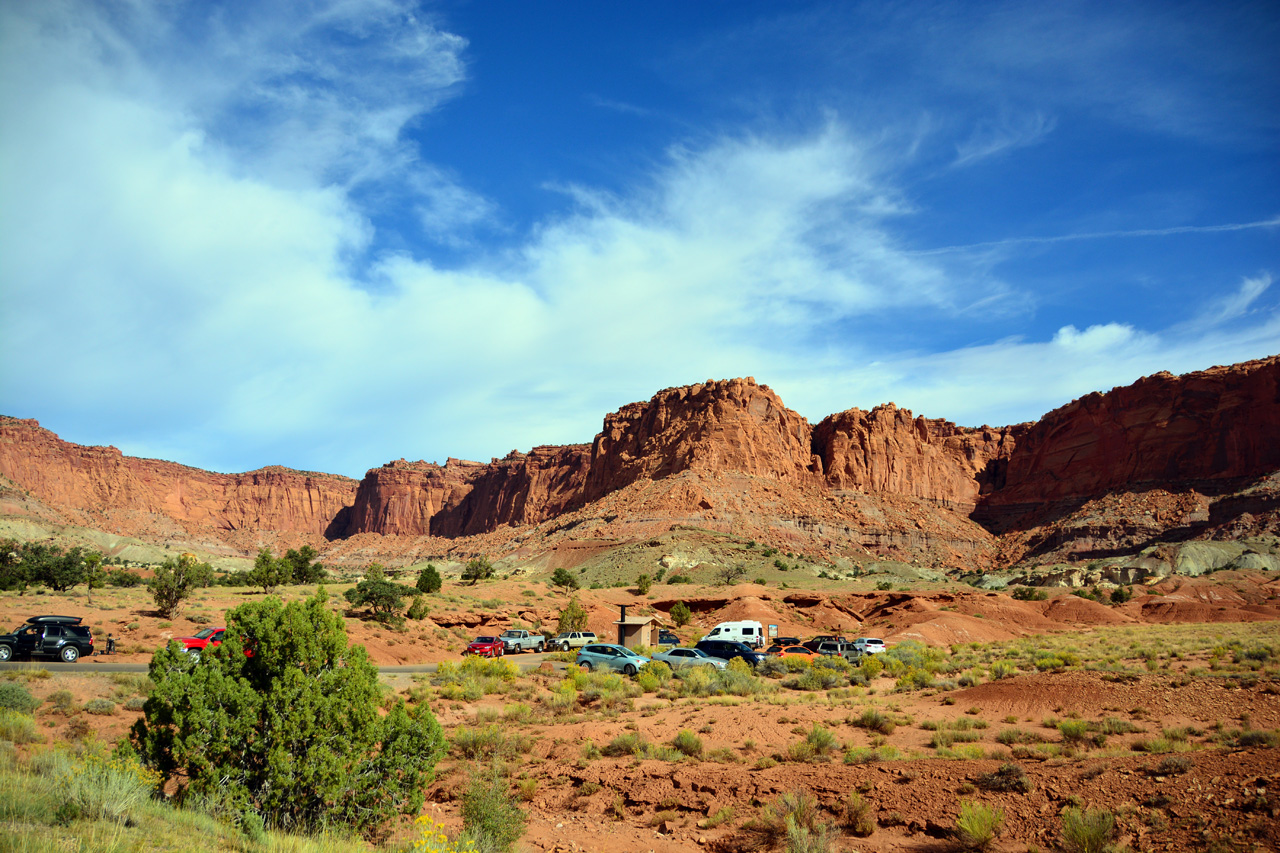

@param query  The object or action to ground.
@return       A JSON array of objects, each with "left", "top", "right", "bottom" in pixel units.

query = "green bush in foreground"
[
  {"left": 1061, "top": 807, "right": 1116, "bottom": 853},
  {"left": 0, "top": 682, "right": 39, "bottom": 715},
  {"left": 955, "top": 799, "right": 1003, "bottom": 850},
  {"left": 132, "top": 588, "right": 446, "bottom": 837},
  {"left": 461, "top": 767, "right": 527, "bottom": 853}
]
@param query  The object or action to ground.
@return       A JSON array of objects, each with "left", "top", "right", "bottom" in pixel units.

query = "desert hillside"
[{"left": 2, "top": 356, "right": 1278, "bottom": 585}]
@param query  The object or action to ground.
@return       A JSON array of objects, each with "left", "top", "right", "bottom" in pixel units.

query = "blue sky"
[{"left": 1, "top": 0, "right": 1277, "bottom": 479}]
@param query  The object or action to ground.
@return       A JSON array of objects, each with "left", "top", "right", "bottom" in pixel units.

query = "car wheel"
[
  {"left": 0, "top": 645, "right": 12, "bottom": 662},
  {"left": 188, "top": 650, "right": 201, "bottom": 663},
  {"left": 623, "top": 664, "right": 637, "bottom": 676},
  {"left": 536, "top": 642, "right": 545, "bottom": 653},
  {"left": 579, "top": 661, "right": 593, "bottom": 671},
  {"left": 60, "top": 646, "right": 80, "bottom": 663}
]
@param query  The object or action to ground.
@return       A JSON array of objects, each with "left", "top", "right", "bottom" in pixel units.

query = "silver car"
[{"left": 651, "top": 647, "right": 727, "bottom": 671}]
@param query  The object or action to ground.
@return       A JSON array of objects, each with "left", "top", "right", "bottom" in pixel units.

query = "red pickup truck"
[
  {"left": 464, "top": 636, "right": 505, "bottom": 658},
  {"left": 177, "top": 627, "right": 226, "bottom": 662}
]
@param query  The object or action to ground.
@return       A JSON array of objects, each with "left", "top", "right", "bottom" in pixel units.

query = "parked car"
[
  {"left": 772, "top": 636, "right": 802, "bottom": 647},
  {"left": 801, "top": 635, "right": 847, "bottom": 653},
  {"left": 500, "top": 629, "right": 545, "bottom": 654},
  {"left": 768, "top": 644, "right": 818, "bottom": 661},
  {"left": 550, "top": 631, "right": 597, "bottom": 652},
  {"left": 655, "top": 630, "right": 680, "bottom": 646},
  {"left": 464, "top": 636, "right": 505, "bottom": 657},
  {"left": 575, "top": 643, "right": 650, "bottom": 675},
  {"left": 177, "top": 626, "right": 226, "bottom": 662},
  {"left": 814, "top": 640, "right": 862, "bottom": 663},
  {"left": 0, "top": 615, "right": 95, "bottom": 663},
  {"left": 853, "top": 638, "right": 887, "bottom": 655},
  {"left": 652, "top": 647, "right": 727, "bottom": 671},
  {"left": 694, "top": 639, "right": 766, "bottom": 667}
]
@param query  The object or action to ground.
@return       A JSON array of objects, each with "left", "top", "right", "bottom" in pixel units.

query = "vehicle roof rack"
[{"left": 26, "top": 615, "right": 83, "bottom": 625}]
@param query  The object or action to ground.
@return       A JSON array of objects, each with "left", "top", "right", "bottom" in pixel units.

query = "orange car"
[{"left": 768, "top": 644, "right": 818, "bottom": 661}]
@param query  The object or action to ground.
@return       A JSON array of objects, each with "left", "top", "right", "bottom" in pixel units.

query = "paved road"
[{"left": 0, "top": 652, "right": 567, "bottom": 676}]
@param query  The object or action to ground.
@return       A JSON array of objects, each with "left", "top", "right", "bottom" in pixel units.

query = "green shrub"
[
  {"left": 0, "top": 683, "right": 39, "bottom": 715},
  {"left": 853, "top": 708, "right": 896, "bottom": 735},
  {"left": 84, "top": 698, "right": 117, "bottom": 716},
  {"left": 460, "top": 768, "right": 527, "bottom": 853},
  {"left": 1061, "top": 807, "right": 1116, "bottom": 853},
  {"left": 843, "top": 792, "right": 875, "bottom": 837},
  {"left": 132, "top": 588, "right": 446, "bottom": 836},
  {"left": 0, "top": 708, "right": 43, "bottom": 744},
  {"left": 407, "top": 595, "right": 429, "bottom": 621},
  {"left": 673, "top": 729, "right": 704, "bottom": 758},
  {"left": 955, "top": 799, "right": 1003, "bottom": 850},
  {"left": 1058, "top": 719, "right": 1089, "bottom": 743},
  {"left": 745, "top": 791, "right": 829, "bottom": 853},
  {"left": 976, "top": 763, "right": 1032, "bottom": 793}
]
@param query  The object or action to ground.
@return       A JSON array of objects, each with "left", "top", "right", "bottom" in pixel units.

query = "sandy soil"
[{"left": 4, "top": 575, "right": 1280, "bottom": 852}]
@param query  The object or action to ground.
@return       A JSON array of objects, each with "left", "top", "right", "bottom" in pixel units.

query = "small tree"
[
  {"left": 717, "top": 563, "right": 747, "bottom": 585},
  {"left": 417, "top": 563, "right": 442, "bottom": 594},
  {"left": 636, "top": 573, "right": 652, "bottom": 595},
  {"left": 670, "top": 601, "right": 692, "bottom": 628},
  {"left": 246, "top": 548, "right": 289, "bottom": 594},
  {"left": 83, "top": 551, "right": 104, "bottom": 604},
  {"left": 462, "top": 557, "right": 494, "bottom": 586},
  {"left": 284, "top": 546, "right": 326, "bottom": 584},
  {"left": 132, "top": 589, "right": 445, "bottom": 836},
  {"left": 557, "top": 596, "right": 589, "bottom": 633},
  {"left": 148, "top": 554, "right": 213, "bottom": 619},
  {"left": 364, "top": 562, "right": 386, "bottom": 581},
  {"left": 344, "top": 578, "right": 418, "bottom": 625},
  {"left": 550, "top": 567, "right": 578, "bottom": 594},
  {"left": 38, "top": 545, "right": 87, "bottom": 592}
]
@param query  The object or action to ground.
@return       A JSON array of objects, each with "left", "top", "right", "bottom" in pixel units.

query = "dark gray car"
[{"left": 0, "top": 615, "right": 95, "bottom": 663}]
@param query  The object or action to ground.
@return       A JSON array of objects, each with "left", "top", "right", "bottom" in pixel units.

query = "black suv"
[
  {"left": 694, "top": 639, "right": 766, "bottom": 667},
  {"left": 0, "top": 615, "right": 95, "bottom": 663}
]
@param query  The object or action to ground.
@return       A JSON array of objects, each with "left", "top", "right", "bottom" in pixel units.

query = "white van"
[{"left": 699, "top": 621, "right": 765, "bottom": 648}]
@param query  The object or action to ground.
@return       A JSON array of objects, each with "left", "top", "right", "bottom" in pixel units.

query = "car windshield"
[
  {"left": 194, "top": 628, "right": 218, "bottom": 640},
  {"left": 474, "top": 637, "right": 498, "bottom": 643},
  {"left": 617, "top": 647, "right": 640, "bottom": 657}
]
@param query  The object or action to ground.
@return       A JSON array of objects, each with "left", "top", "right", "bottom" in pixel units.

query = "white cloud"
[
  {"left": 953, "top": 111, "right": 1055, "bottom": 167},
  {"left": 1, "top": 1, "right": 1277, "bottom": 479}
]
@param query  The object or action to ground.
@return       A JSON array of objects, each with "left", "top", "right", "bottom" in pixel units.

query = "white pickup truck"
[
  {"left": 549, "top": 631, "right": 597, "bottom": 652},
  {"left": 500, "top": 630, "right": 546, "bottom": 654}
]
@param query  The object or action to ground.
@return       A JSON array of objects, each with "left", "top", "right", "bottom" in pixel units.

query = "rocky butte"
[{"left": 1, "top": 355, "right": 1277, "bottom": 570}]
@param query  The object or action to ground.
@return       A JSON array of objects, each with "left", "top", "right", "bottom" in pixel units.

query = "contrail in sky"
[{"left": 912, "top": 215, "right": 1280, "bottom": 256}]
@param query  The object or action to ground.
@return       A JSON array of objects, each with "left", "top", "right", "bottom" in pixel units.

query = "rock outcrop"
[
  {"left": 0, "top": 417, "right": 357, "bottom": 538},
  {"left": 812, "top": 404, "right": 1025, "bottom": 511},
  {"left": 581, "top": 378, "right": 820, "bottom": 502},
  {"left": 344, "top": 446, "right": 591, "bottom": 538},
  {"left": 977, "top": 356, "right": 1280, "bottom": 532},
  {"left": 2, "top": 356, "right": 1277, "bottom": 570}
]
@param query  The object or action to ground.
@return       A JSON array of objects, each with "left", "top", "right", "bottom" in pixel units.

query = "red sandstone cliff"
[
  {"left": 581, "top": 378, "right": 820, "bottom": 502},
  {"left": 0, "top": 417, "right": 357, "bottom": 539},
  {"left": 812, "top": 405, "right": 1026, "bottom": 511},
  {"left": 3, "top": 356, "right": 1277, "bottom": 567},
  {"left": 344, "top": 446, "right": 591, "bottom": 538},
  {"left": 979, "top": 355, "right": 1280, "bottom": 528}
]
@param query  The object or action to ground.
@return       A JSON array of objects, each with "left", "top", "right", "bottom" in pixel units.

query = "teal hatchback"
[{"left": 574, "top": 643, "right": 651, "bottom": 675}]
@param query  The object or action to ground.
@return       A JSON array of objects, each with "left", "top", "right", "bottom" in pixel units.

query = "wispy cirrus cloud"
[
  {"left": 952, "top": 111, "right": 1056, "bottom": 167},
  {"left": 910, "top": 216, "right": 1280, "bottom": 257}
]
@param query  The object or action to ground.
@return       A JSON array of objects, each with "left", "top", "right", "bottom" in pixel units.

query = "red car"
[
  {"left": 177, "top": 627, "right": 226, "bottom": 662},
  {"left": 464, "top": 636, "right": 505, "bottom": 657}
]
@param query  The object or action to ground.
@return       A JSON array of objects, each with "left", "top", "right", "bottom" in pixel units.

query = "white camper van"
[{"left": 699, "top": 620, "right": 765, "bottom": 648}]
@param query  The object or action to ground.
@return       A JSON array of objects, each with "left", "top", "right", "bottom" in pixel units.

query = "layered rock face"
[
  {"left": 0, "top": 417, "right": 357, "bottom": 537},
  {"left": 979, "top": 356, "right": 1280, "bottom": 529},
  {"left": 581, "top": 378, "right": 820, "bottom": 502},
  {"left": 4, "top": 356, "right": 1277, "bottom": 567},
  {"left": 344, "top": 446, "right": 591, "bottom": 538},
  {"left": 812, "top": 405, "right": 1026, "bottom": 511}
]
